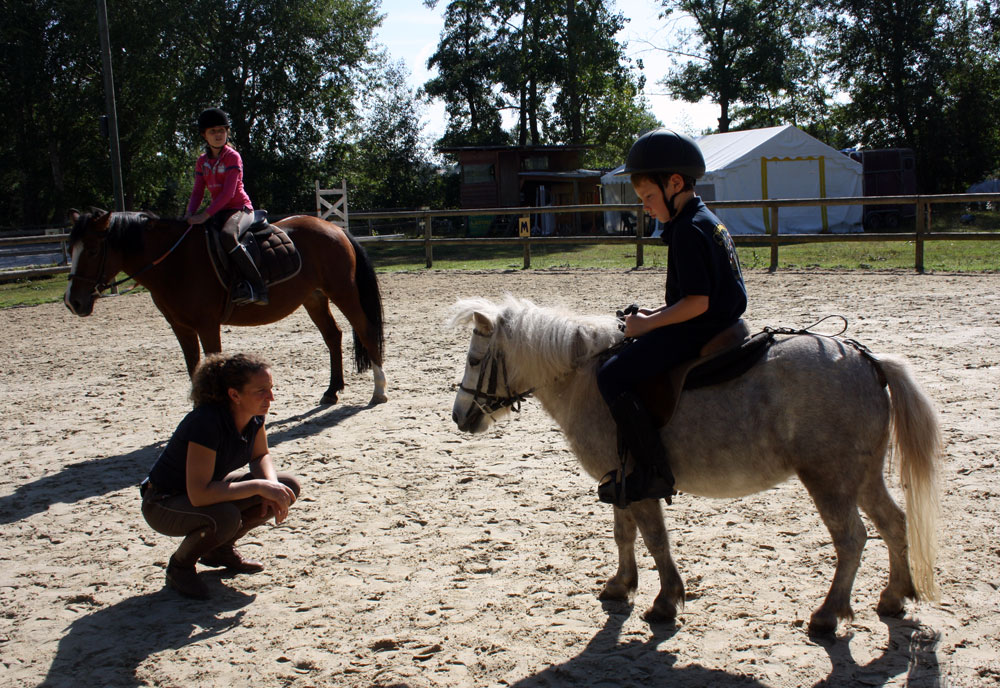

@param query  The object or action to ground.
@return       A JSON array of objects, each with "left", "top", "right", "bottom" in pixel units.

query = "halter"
[
  {"left": 67, "top": 217, "right": 193, "bottom": 295},
  {"left": 458, "top": 329, "right": 533, "bottom": 417}
]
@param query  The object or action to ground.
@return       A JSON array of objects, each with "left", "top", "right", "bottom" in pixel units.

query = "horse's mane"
[
  {"left": 69, "top": 211, "right": 159, "bottom": 254},
  {"left": 449, "top": 295, "right": 622, "bottom": 383}
]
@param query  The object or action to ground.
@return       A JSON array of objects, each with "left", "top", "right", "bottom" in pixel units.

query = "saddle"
[
  {"left": 636, "top": 319, "right": 774, "bottom": 427},
  {"left": 206, "top": 210, "right": 302, "bottom": 290}
]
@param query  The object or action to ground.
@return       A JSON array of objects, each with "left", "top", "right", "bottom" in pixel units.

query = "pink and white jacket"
[{"left": 186, "top": 145, "right": 253, "bottom": 217}]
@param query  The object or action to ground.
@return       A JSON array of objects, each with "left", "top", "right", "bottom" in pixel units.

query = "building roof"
[
  {"left": 438, "top": 144, "right": 594, "bottom": 153},
  {"left": 518, "top": 169, "right": 603, "bottom": 181}
]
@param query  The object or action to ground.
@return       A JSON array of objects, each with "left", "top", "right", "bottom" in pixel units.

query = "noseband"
[{"left": 458, "top": 330, "right": 532, "bottom": 417}]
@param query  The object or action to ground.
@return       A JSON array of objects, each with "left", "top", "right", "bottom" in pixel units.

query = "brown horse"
[{"left": 64, "top": 209, "right": 386, "bottom": 405}]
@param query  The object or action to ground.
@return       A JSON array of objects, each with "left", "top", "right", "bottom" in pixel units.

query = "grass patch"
[
  {"left": 364, "top": 236, "right": 998, "bottom": 273},
  {"left": 0, "top": 274, "right": 71, "bottom": 309}
]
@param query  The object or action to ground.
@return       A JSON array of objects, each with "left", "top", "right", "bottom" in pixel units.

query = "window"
[
  {"left": 522, "top": 156, "right": 549, "bottom": 171},
  {"left": 463, "top": 163, "right": 495, "bottom": 184}
]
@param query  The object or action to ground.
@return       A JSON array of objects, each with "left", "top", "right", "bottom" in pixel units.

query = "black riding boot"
[
  {"left": 598, "top": 391, "right": 676, "bottom": 508},
  {"left": 228, "top": 243, "right": 269, "bottom": 306}
]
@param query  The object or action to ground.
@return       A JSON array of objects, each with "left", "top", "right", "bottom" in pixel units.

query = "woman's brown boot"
[
  {"left": 165, "top": 556, "right": 210, "bottom": 599},
  {"left": 199, "top": 545, "right": 264, "bottom": 574}
]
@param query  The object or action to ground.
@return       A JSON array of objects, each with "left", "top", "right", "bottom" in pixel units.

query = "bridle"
[
  {"left": 67, "top": 215, "right": 193, "bottom": 295},
  {"left": 458, "top": 329, "right": 533, "bottom": 417}
]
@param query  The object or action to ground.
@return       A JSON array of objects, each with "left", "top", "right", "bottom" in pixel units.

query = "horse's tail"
[
  {"left": 345, "top": 230, "right": 384, "bottom": 373},
  {"left": 879, "top": 354, "right": 942, "bottom": 601}
]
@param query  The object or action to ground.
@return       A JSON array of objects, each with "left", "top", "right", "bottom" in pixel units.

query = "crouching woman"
[{"left": 141, "top": 352, "right": 300, "bottom": 599}]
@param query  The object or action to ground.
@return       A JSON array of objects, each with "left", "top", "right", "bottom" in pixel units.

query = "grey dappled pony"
[{"left": 449, "top": 296, "right": 941, "bottom": 636}]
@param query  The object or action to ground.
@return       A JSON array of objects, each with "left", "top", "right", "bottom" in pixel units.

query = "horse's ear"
[
  {"left": 92, "top": 210, "right": 112, "bottom": 233},
  {"left": 473, "top": 311, "right": 495, "bottom": 336}
]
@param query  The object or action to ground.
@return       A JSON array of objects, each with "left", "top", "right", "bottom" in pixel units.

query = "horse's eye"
[{"left": 468, "top": 356, "right": 481, "bottom": 367}]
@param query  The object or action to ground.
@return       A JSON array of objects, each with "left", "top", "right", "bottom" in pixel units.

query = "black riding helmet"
[
  {"left": 624, "top": 128, "right": 706, "bottom": 220},
  {"left": 623, "top": 128, "right": 706, "bottom": 180},
  {"left": 197, "top": 107, "right": 231, "bottom": 132}
]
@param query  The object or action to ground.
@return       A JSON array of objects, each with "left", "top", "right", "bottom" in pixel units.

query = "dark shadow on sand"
[
  {"left": 264, "top": 401, "right": 369, "bottom": 448},
  {"left": 507, "top": 602, "right": 770, "bottom": 688},
  {"left": 0, "top": 403, "right": 366, "bottom": 525},
  {"left": 813, "top": 615, "right": 943, "bottom": 687},
  {"left": 0, "top": 443, "right": 162, "bottom": 526},
  {"left": 39, "top": 584, "right": 255, "bottom": 688}
]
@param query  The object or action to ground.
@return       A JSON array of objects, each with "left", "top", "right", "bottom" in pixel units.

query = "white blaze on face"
[
  {"left": 453, "top": 331, "right": 491, "bottom": 428},
  {"left": 64, "top": 241, "right": 83, "bottom": 309}
]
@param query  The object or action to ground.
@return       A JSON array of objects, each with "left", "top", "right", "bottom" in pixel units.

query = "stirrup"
[
  {"left": 598, "top": 467, "right": 675, "bottom": 508},
  {"left": 598, "top": 469, "right": 629, "bottom": 508},
  {"left": 231, "top": 282, "right": 268, "bottom": 306}
]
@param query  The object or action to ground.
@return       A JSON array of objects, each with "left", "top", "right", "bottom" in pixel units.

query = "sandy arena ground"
[{"left": 1, "top": 269, "right": 998, "bottom": 687}]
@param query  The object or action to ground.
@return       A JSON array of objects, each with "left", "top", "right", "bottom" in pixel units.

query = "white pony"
[{"left": 450, "top": 295, "right": 941, "bottom": 636}]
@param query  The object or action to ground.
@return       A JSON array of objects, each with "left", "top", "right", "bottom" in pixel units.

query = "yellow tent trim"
[{"left": 760, "top": 156, "right": 829, "bottom": 233}]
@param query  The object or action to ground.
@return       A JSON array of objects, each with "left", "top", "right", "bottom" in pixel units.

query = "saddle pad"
[{"left": 206, "top": 224, "right": 302, "bottom": 289}]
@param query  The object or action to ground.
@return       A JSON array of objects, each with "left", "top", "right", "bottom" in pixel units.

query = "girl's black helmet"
[
  {"left": 623, "top": 128, "right": 706, "bottom": 180},
  {"left": 197, "top": 108, "right": 231, "bottom": 132}
]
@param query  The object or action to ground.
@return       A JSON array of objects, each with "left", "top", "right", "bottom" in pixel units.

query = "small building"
[{"left": 438, "top": 144, "right": 603, "bottom": 235}]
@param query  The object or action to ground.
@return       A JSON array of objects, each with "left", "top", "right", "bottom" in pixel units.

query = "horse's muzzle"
[
  {"left": 453, "top": 405, "right": 485, "bottom": 433},
  {"left": 64, "top": 295, "right": 94, "bottom": 316}
]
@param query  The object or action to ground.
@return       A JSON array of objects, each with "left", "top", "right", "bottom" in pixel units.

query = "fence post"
[
  {"left": 424, "top": 210, "right": 433, "bottom": 268},
  {"left": 915, "top": 200, "right": 926, "bottom": 273},
  {"left": 635, "top": 205, "right": 644, "bottom": 268},
  {"left": 769, "top": 205, "right": 779, "bottom": 272},
  {"left": 513, "top": 214, "right": 530, "bottom": 269}
]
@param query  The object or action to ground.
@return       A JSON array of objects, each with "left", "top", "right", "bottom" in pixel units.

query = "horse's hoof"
[
  {"left": 320, "top": 393, "right": 339, "bottom": 405},
  {"left": 642, "top": 604, "right": 677, "bottom": 625},
  {"left": 876, "top": 596, "right": 905, "bottom": 618},
  {"left": 598, "top": 578, "right": 636, "bottom": 603},
  {"left": 807, "top": 614, "right": 838, "bottom": 638},
  {"left": 369, "top": 393, "right": 388, "bottom": 406}
]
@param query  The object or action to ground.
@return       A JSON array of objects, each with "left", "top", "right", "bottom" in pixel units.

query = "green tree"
[
  {"left": 817, "top": 0, "right": 999, "bottom": 191},
  {"left": 0, "top": 0, "right": 382, "bottom": 225},
  {"left": 545, "top": 0, "right": 657, "bottom": 164},
  {"left": 423, "top": 0, "right": 510, "bottom": 146},
  {"left": 424, "top": 0, "right": 656, "bottom": 168},
  {"left": 182, "top": 0, "right": 381, "bottom": 213},
  {"left": 0, "top": 0, "right": 109, "bottom": 224},
  {"left": 655, "top": 0, "right": 810, "bottom": 132},
  {"left": 343, "top": 59, "right": 450, "bottom": 210}
]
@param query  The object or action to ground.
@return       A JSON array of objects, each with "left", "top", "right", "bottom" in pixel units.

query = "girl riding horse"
[{"left": 185, "top": 107, "right": 267, "bottom": 306}]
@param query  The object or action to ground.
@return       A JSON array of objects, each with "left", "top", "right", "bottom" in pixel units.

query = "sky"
[{"left": 373, "top": 0, "right": 719, "bottom": 142}]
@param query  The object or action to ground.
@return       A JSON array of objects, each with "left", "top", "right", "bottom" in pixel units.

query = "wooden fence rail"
[{"left": 2, "top": 192, "right": 998, "bottom": 280}]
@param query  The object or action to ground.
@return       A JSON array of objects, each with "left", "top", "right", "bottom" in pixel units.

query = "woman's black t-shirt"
[{"left": 147, "top": 403, "right": 264, "bottom": 494}]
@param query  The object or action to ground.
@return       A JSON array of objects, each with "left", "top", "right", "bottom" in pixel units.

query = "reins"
[
  {"left": 763, "top": 314, "right": 886, "bottom": 386},
  {"left": 458, "top": 329, "right": 533, "bottom": 417}
]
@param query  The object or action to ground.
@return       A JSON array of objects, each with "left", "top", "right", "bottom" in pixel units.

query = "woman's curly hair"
[{"left": 190, "top": 352, "right": 270, "bottom": 407}]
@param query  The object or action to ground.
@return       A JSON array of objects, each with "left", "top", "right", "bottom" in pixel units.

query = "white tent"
[
  {"left": 696, "top": 125, "right": 863, "bottom": 234},
  {"left": 600, "top": 165, "right": 637, "bottom": 234}
]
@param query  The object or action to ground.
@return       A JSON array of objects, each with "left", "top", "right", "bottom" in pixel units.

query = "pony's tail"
[
  {"left": 345, "top": 230, "right": 384, "bottom": 373},
  {"left": 880, "top": 354, "right": 942, "bottom": 602}
]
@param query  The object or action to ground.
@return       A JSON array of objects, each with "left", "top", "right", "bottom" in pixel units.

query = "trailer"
[{"left": 848, "top": 148, "right": 917, "bottom": 231}]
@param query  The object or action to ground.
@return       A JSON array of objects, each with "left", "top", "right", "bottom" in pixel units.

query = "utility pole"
[{"left": 96, "top": 0, "right": 125, "bottom": 211}]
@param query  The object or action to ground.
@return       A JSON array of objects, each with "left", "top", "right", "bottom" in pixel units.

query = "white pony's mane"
[{"left": 449, "top": 295, "right": 622, "bottom": 385}]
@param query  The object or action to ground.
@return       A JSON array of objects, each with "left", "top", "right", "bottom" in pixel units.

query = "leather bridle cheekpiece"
[{"left": 458, "top": 328, "right": 532, "bottom": 417}]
